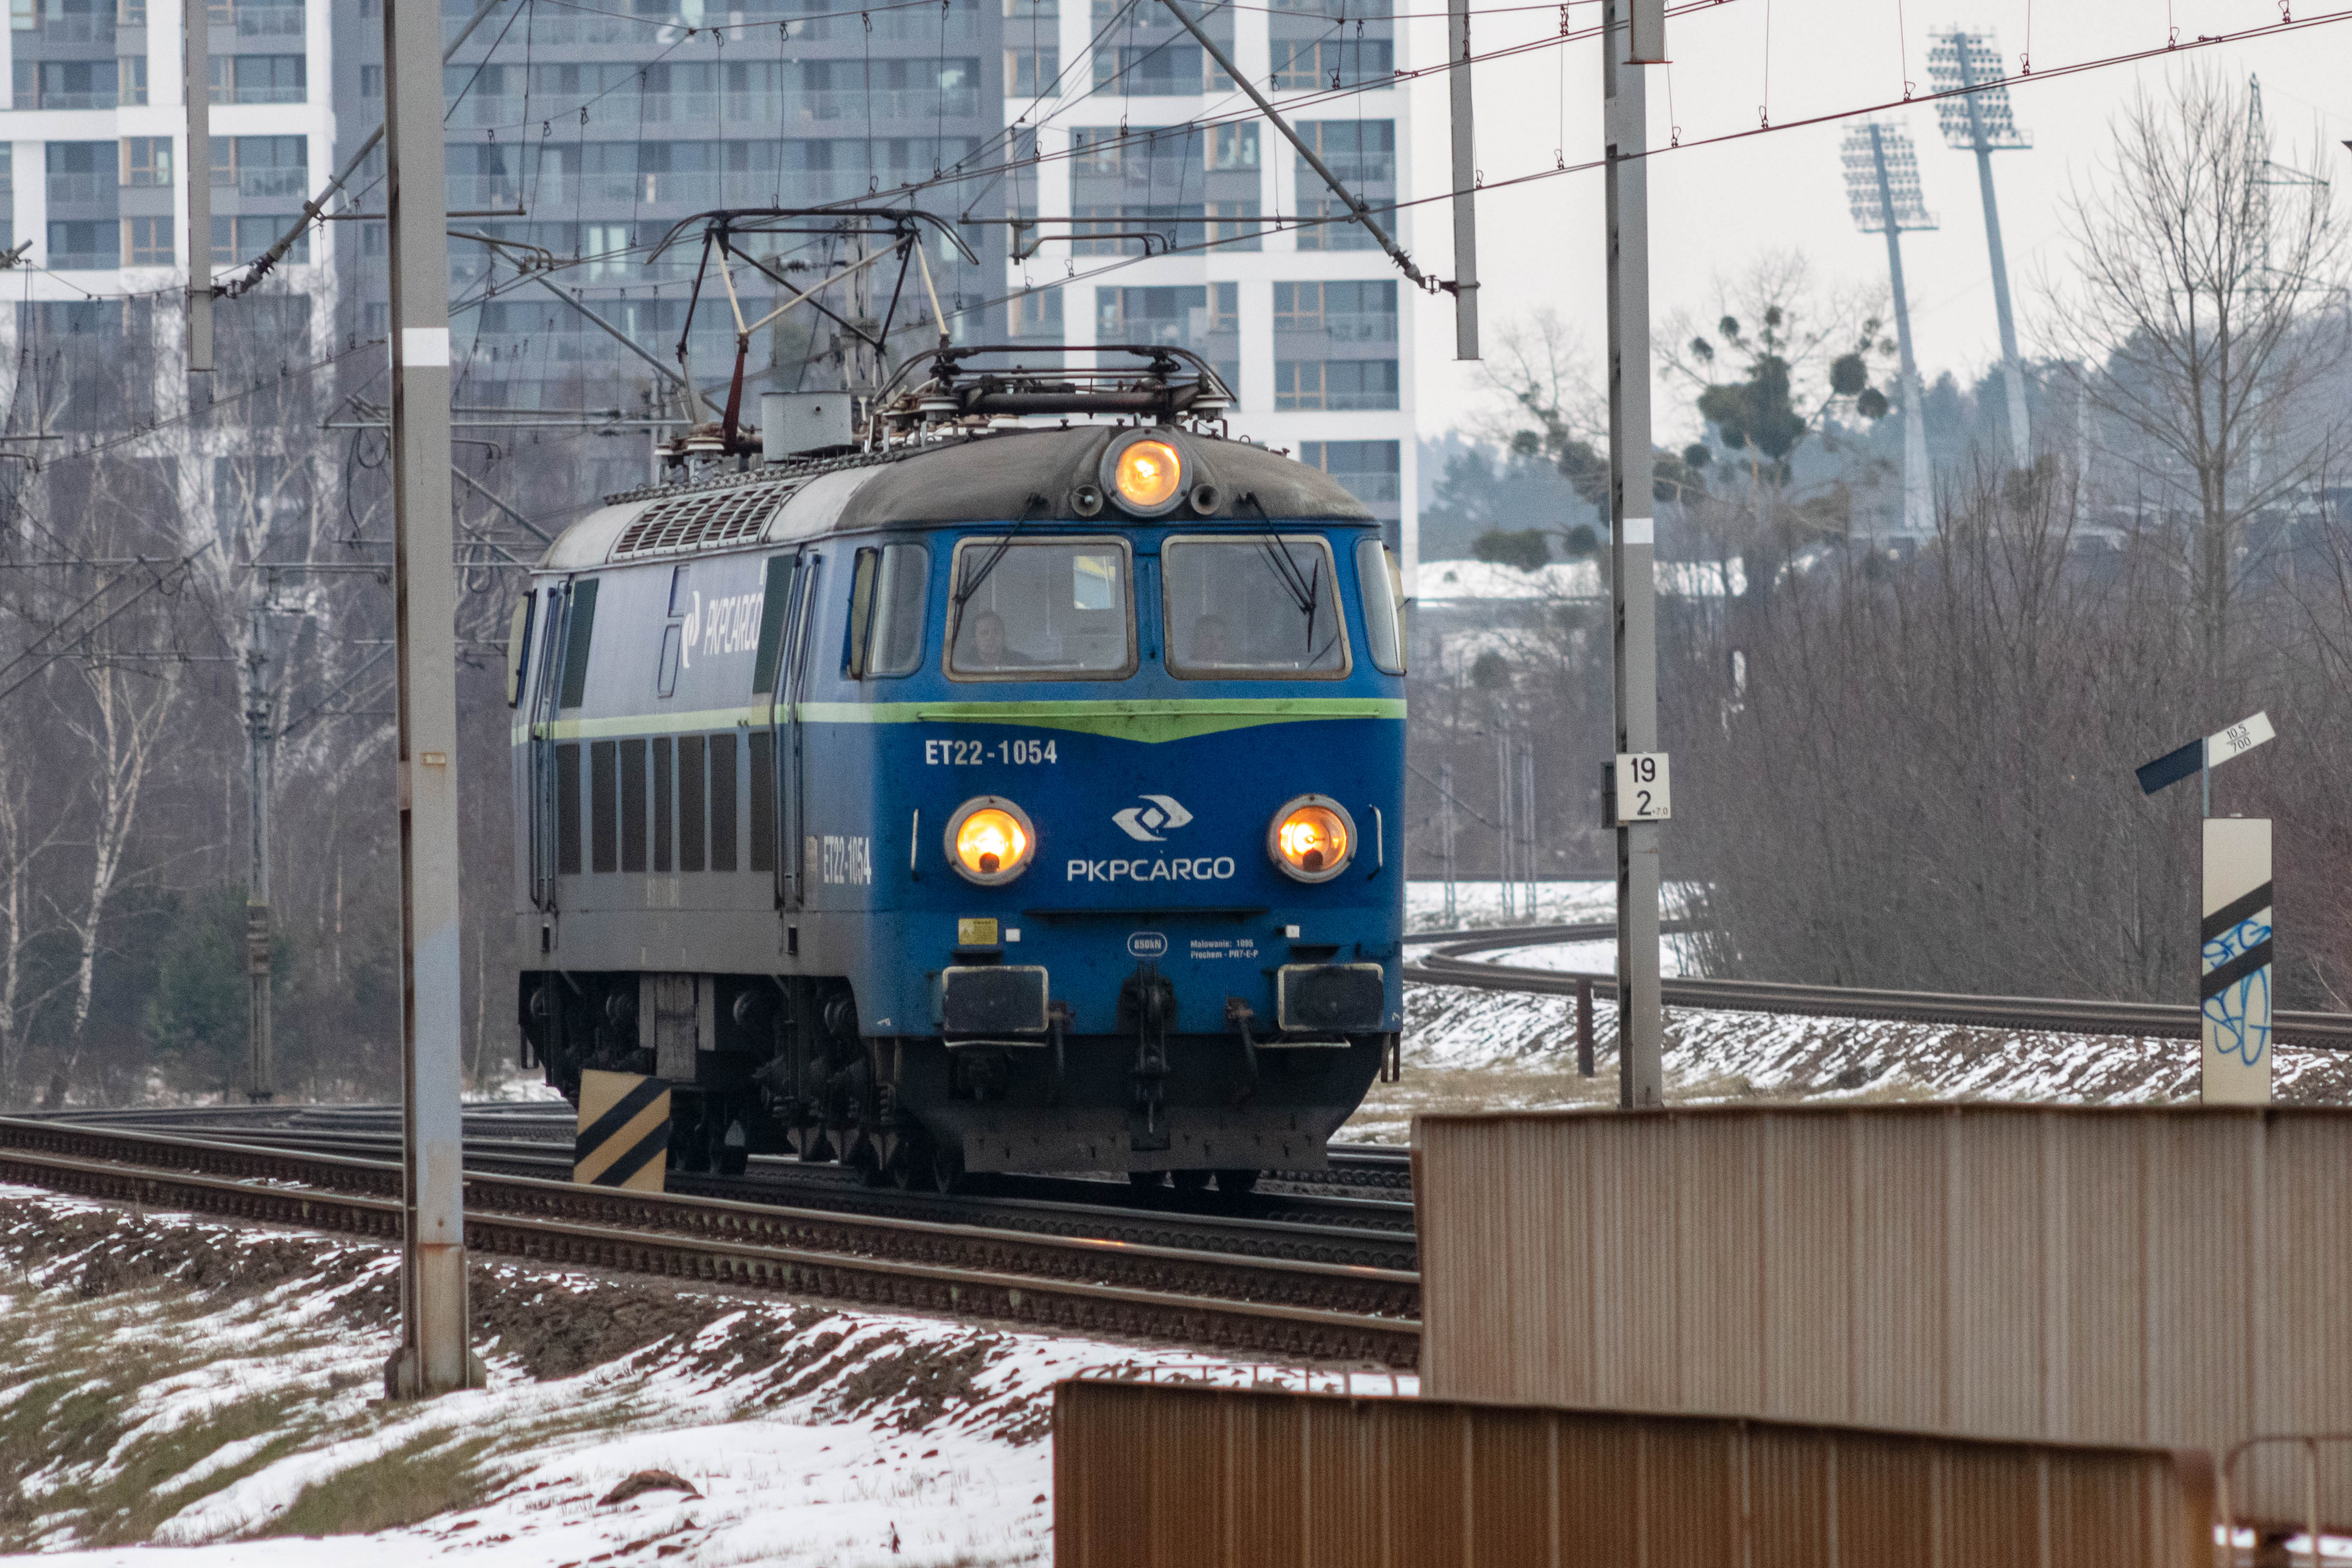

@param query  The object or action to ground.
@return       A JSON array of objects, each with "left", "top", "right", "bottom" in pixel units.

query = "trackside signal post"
[
  {"left": 381, "top": 0, "right": 481, "bottom": 1397},
  {"left": 2136, "top": 712, "right": 2277, "bottom": 1105},
  {"left": 1606, "top": 0, "right": 1666, "bottom": 1107}
]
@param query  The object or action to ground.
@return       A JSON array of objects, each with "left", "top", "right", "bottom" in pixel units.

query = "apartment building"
[
  {"left": 1000, "top": 0, "right": 1417, "bottom": 584},
  {"left": 331, "top": 0, "right": 1010, "bottom": 497},
  {"left": 0, "top": 0, "right": 331, "bottom": 427}
]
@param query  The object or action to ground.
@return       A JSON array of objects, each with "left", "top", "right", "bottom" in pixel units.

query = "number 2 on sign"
[{"left": 1614, "top": 752, "right": 1672, "bottom": 824}]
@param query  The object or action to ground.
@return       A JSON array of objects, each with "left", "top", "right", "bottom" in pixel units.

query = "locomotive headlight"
[
  {"left": 1268, "top": 795, "right": 1355, "bottom": 883},
  {"left": 946, "top": 796, "right": 1036, "bottom": 885},
  {"left": 1110, "top": 437, "right": 1183, "bottom": 514}
]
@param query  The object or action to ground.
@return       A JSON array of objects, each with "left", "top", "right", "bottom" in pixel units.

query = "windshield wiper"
[{"left": 951, "top": 492, "right": 1050, "bottom": 615}]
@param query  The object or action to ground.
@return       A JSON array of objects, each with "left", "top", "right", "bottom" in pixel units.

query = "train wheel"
[
  {"left": 889, "top": 1139, "right": 937, "bottom": 1192},
  {"left": 852, "top": 1143, "right": 888, "bottom": 1188},
  {"left": 1170, "top": 1169, "right": 1212, "bottom": 1194},
  {"left": 670, "top": 1116, "right": 711, "bottom": 1176},
  {"left": 931, "top": 1144, "right": 968, "bottom": 1196},
  {"left": 1213, "top": 1168, "right": 1260, "bottom": 1195}
]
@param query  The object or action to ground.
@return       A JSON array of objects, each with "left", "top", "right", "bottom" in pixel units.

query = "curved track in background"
[{"left": 1404, "top": 926, "right": 2352, "bottom": 1051}]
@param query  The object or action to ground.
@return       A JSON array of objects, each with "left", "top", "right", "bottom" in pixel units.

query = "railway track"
[
  {"left": 1404, "top": 926, "right": 2352, "bottom": 1050},
  {"left": 0, "top": 1115, "right": 1420, "bottom": 1367}
]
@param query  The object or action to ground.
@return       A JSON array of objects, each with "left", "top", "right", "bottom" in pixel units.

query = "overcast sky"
[{"left": 1398, "top": 0, "right": 2352, "bottom": 443}]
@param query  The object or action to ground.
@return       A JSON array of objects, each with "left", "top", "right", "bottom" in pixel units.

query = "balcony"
[
  {"left": 46, "top": 173, "right": 117, "bottom": 204},
  {"left": 802, "top": 87, "right": 979, "bottom": 122},
  {"left": 233, "top": 4, "right": 301, "bottom": 38},
  {"left": 35, "top": 14, "right": 114, "bottom": 40},
  {"left": 234, "top": 166, "right": 308, "bottom": 201},
  {"left": 443, "top": 174, "right": 522, "bottom": 209}
]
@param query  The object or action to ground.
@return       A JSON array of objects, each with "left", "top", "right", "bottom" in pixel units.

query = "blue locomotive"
[{"left": 509, "top": 349, "right": 1405, "bottom": 1190}]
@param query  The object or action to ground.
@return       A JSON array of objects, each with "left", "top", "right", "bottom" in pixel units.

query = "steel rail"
[
  {"left": 1404, "top": 934, "right": 2352, "bottom": 1051},
  {"left": 0, "top": 1117, "right": 1419, "bottom": 1365},
  {"left": 142, "top": 1123, "right": 1417, "bottom": 1266}
]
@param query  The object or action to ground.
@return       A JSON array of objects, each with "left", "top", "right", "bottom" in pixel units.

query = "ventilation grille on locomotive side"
[{"left": 610, "top": 484, "right": 793, "bottom": 560}]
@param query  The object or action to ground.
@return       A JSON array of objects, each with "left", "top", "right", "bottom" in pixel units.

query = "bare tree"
[{"left": 2047, "top": 69, "right": 2349, "bottom": 682}]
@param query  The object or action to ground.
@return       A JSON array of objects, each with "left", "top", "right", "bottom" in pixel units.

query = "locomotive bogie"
[{"left": 510, "top": 423, "right": 1407, "bottom": 1179}]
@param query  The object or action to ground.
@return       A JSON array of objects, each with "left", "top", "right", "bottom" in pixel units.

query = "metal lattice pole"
[
  {"left": 244, "top": 580, "right": 275, "bottom": 1101},
  {"left": 1440, "top": 760, "right": 1458, "bottom": 925}
]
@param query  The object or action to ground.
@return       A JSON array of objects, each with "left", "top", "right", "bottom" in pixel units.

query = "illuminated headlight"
[
  {"left": 1101, "top": 430, "right": 1185, "bottom": 517},
  {"left": 946, "top": 796, "right": 1036, "bottom": 885},
  {"left": 1267, "top": 795, "right": 1355, "bottom": 883}
]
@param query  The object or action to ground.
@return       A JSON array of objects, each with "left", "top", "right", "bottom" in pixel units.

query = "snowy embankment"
[
  {"left": 1339, "top": 978, "right": 2352, "bottom": 1143},
  {"left": 0, "top": 1189, "right": 1307, "bottom": 1567},
  {"left": 1357, "top": 880, "right": 2352, "bottom": 1141}
]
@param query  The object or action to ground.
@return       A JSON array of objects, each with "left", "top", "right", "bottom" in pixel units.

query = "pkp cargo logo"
[{"left": 1113, "top": 794, "right": 1193, "bottom": 842}]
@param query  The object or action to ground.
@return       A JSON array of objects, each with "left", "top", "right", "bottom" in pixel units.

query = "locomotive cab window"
[
  {"left": 1163, "top": 534, "right": 1350, "bottom": 679},
  {"left": 503, "top": 592, "right": 533, "bottom": 708},
  {"left": 847, "top": 543, "right": 928, "bottom": 678},
  {"left": 946, "top": 537, "right": 1134, "bottom": 680}
]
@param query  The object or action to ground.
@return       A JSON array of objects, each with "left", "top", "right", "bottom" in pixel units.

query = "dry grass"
[{"left": 258, "top": 1435, "right": 503, "bottom": 1539}]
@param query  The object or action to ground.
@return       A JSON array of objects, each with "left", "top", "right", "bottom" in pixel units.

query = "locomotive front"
[
  {"left": 863, "top": 425, "right": 1405, "bottom": 1189},
  {"left": 514, "top": 355, "right": 1404, "bottom": 1191}
]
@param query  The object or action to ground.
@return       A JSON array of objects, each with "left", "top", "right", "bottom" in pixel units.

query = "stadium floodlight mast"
[
  {"left": 1927, "top": 26, "right": 2032, "bottom": 462},
  {"left": 1842, "top": 121, "right": 1938, "bottom": 536}
]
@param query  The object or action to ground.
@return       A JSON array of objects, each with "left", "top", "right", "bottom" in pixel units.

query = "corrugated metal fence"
[
  {"left": 1413, "top": 1105, "right": 2352, "bottom": 1530},
  {"left": 1053, "top": 1377, "right": 2216, "bottom": 1568}
]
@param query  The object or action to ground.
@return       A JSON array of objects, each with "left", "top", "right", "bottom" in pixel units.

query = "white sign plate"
[
  {"left": 2206, "top": 711, "right": 2275, "bottom": 767},
  {"left": 1614, "top": 753, "right": 1671, "bottom": 824},
  {"left": 2200, "top": 817, "right": 2273, "bottom": 1106}
]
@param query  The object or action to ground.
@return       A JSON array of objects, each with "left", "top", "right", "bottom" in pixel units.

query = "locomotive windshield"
[
  {"left": 946, "top": 537, "right": 1136, "bottom": 679},
  {"left": 1163, "top": 535, "right": 1349, "bottom": 679}
]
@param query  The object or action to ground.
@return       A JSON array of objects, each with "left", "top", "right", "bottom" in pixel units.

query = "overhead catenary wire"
[{"left": 4, "top": 0, "right": 2345, "bottom": 479}]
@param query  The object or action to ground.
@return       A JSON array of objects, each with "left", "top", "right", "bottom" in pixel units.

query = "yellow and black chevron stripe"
[{"left": 572, "top": 1069, "right": 671, "bottom": 1190}]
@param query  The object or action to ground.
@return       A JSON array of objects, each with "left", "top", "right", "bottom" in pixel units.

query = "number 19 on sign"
[{"left": 1613, "top": 752, "right": 1671, "bottom": 824}]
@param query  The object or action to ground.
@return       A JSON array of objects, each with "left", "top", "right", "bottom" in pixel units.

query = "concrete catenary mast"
[
  {"left": 1842, "top": 121, "right": 1938, "bottom": 536},
  {"left": 1928, "top": 26, "right": 2032, "bottom": 462}
]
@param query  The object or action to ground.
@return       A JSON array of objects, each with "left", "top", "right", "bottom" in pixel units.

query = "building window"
[
  {"left": 1205, "top": 200, "right": 1261, "bottom": 251},
  {"left": 48, "top": 220, "right": 119, "bottom": 270},
  {"left": 1274, "top": 357, "right": 1399, "bottom": 411},
  {"left": 212, "top": 214, "right": 306, "bottom": 266},
  {"left": 210, "top": 54, "right": 303, "bottom": 103},
  {"left": 46, "top": 141, "right": 118, "bottom": 206},
  {"left": 1302, "top": 439, "right": 1401, "bottom": 505},
  {"left": 21, "top": 59, "right": 120, "bottom": 109},
  {"left": 1004, "top": 44, "right": 1058, "bottom": 97},
  {"left": 122, "top": 137, "right": 171, "bottom": 187},
  {"left": 1206, "top": 123, "right": 1258, "bottom": 170},
  {"left": 213, "top": 135, "right": 306, "bottom": 200},
  {"left": 1009, "top": 285, "right": 1062, "bottom": 338},
  {"left": 1270, "top": 35, "right": 1392, "bottom": 89},
  {"left": 1273, "top": 279, "right": 1396, "bottom": 342},
  {"left": 1294, "top": 122, "right": 1394, "bottom": 252},
  {"left": 122, "top": 215, "right": 171, "bottom": 265},
  {"left": 1092, "top": 44, "right": 1230, "bottom": 96},
  {"left": 116, "top": 0, "right": 144, "bottom": 23},
  {"left": 1098, "top": 282, "right": 1238, "bottom": 399},
  {"left": 360, "top": 63, "right": 382, "bottom": 97}
]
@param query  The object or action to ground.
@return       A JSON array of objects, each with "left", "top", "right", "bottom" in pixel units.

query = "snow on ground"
[
  {"left": 0, "top": 1188, "right": 1338, "bottom": 1567},
  {"left": 1407, "top": 878, "right": 1618, "bottom": 931},
  {"left": 1468, "top": 937, "right": 1700, "bottom": 977},
  {"left": 1404, "top": 879, "right": 1703, "bottom": 933},
  {"left": 1339, "top": 975, "right": 2352, "bottom": 1142}
]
